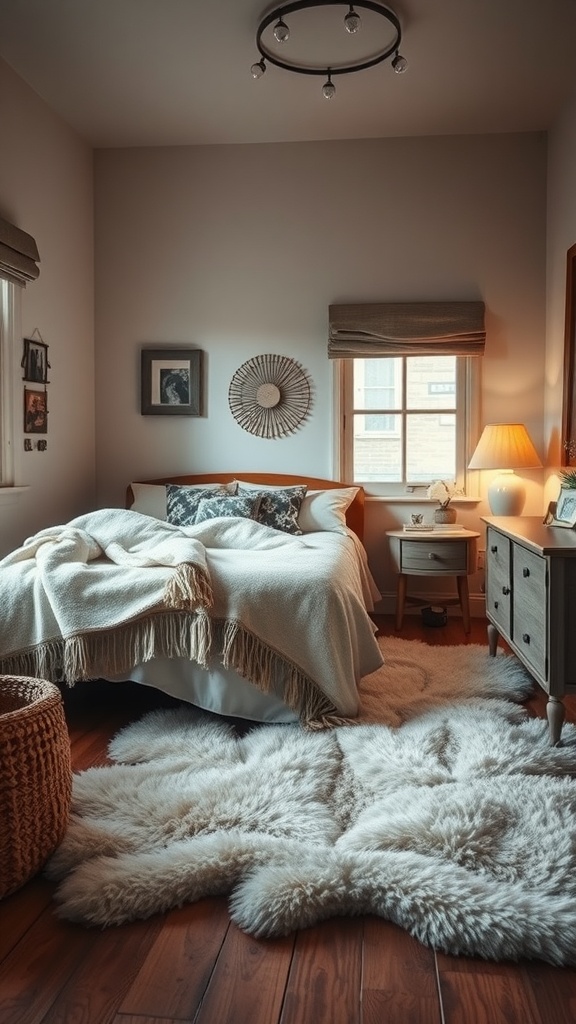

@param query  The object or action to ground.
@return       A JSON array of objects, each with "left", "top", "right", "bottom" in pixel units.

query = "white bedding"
[{"left": 0, "top": 509, "right": 383, "bottom": 727}]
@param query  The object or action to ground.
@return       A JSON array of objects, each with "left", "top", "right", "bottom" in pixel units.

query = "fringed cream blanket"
[{"left": 0, "top": 509, "right": 383, "bottom": 727}]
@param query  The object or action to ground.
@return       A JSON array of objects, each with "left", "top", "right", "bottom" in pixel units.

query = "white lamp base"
[{"left": 487, "top": 470, "right": 526, "bottom": 516}]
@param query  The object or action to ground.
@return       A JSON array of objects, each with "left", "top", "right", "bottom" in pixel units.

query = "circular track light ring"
[{"left": 256, "top": 0, "right": 401, "bottom": 77}]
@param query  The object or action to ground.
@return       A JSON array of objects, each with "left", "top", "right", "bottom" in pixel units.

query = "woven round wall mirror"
[{"left": 228, "top": 354, "right": 313, "bottom": 438}]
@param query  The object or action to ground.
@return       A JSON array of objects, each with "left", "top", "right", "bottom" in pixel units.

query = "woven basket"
[{"left": 0, "top": 676, "right": 72, "bottom": 899}]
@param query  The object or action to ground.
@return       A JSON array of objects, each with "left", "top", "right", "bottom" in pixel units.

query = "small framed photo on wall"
[
  {"left": 22, "top": 337, "right": 49, "bottom": 384},
  {"left": 24, "top": 387, "right": 48, "bottom": 434},
  {"left": 141, "top": 348, "right": 203, "bottom": 416}
]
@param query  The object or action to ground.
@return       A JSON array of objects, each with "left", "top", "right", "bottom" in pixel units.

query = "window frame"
[
  {"left": 0, "top": 278, "right": 18, "bottom": 486},
  {"left": 334, "top": 355, "right": 481, "bottom": 497}
]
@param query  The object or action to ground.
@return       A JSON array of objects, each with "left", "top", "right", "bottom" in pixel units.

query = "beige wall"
[
  {"left": 0, "top": 51, "right": 556, "bottom": 611},
  {"left": 0, "top": 57, "right": 95, "bottom": 556},
  {"left": 94, "top": 134, "right": 547, "bottom": 609}
]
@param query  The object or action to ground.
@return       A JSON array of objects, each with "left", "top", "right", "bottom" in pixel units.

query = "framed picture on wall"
[
  {"left": 141, "top": 348, "right": 203, "bottom": 416},
  {"left": 24, "top": 387, "right": 48, "bottom": 434},
  {"left": 22, "top": 337, "right": 49, "bottom": 384}
]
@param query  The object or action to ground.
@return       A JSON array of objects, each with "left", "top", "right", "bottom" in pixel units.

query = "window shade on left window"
[{"left": 0, "top": 216, "right": 40, "bottom": 286}]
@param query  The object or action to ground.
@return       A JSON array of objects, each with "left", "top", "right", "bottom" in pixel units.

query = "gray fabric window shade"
[
  {"left": 328, "top": 301, "right": 485, "bottom": 358},
  {"left": 0, "top": 215, "right": 40, "bottom": 286}
]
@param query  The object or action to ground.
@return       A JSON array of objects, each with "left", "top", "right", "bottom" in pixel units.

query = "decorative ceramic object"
[{"left": 433, "top": 506, "right": 457, "bottom": 525}]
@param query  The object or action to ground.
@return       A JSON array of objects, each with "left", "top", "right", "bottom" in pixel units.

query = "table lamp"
[{"left": 467, "top": 422, "right": 542, "bottom": 515}]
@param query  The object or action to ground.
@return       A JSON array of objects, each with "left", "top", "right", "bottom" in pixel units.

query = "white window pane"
[
  {"left": 406, "top": 356, "right": 456, "bottom": 411},
  {"left": 353, "top": 413, "right": 402, "bottom": 481},
  {"left": 406, "top": 413, "right": 456, "bottom": 482},
  {"left": 353, "top": 357, "right": 401, "bottom": 410}
]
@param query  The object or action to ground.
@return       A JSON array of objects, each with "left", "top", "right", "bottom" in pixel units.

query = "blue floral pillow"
[
  {"left": 240, "top": 485, "right": 307, "bottom": 534},
  {"left": 194, "top": 494, "right": 261, "bottom": 523},
  {"left": 166, "top": 485, "right": 230, "bottom": 526}
]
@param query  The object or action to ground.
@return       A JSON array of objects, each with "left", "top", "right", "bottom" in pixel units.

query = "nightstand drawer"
[{"left": 401, "top": 539, "right": 468, "bottom": 574}]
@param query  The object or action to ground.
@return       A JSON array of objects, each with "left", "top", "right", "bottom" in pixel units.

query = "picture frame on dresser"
[
  {"left": 140, "top": 348, "right": 203, "bottom": 416},
  {"left": 544, "top": 493, "right": 576, "bottom": 528}
]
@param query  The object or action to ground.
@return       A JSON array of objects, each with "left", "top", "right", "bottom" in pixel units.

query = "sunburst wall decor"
[{"left": 228, "top": 354, "right": 313, "bottom": 438}]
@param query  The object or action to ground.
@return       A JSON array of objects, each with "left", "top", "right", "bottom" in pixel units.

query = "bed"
[{"left": 0, "top": 473, "right": 384, "bottom": 727}]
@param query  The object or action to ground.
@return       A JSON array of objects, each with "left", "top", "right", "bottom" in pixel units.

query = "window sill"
[
  {"left": 0, "top": 485, "right": 30, "bottom": 506},
  {"left": 365, "top": 495, "right": 482, "bottom": 504}
]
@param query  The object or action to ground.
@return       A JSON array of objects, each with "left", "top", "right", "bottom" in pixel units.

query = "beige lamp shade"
[{"left": 468, "top": 423, "right": 542, "bottom": 515}]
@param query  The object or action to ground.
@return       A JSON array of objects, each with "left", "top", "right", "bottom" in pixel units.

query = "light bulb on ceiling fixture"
[
  {"left": 322, "top": 72, "right": 335, "bottom": 99},
  {"left": 250, "top": 59, "right": 266, "bottom": 79},
  {"left": 344, "top": 5, "right": 361, "bottom": 33},
  {"left": 391, "top": 50, "right": 408, "bottom": 73},
  {"left": 273, "top": 17, "right": 290, "bottom": 43}
]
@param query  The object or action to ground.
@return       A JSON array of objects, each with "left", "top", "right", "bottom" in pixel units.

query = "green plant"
[{"left": 559, "top": 469, "right": 576, "bottom": 489}]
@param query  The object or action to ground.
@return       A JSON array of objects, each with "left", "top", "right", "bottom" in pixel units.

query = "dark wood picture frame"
[
  {"left": 561, "top": 243, "right": 576, "bottom": 465},
  {"left": 22, "top": 337, "right": 49, "bottom": 384},
  {"left": 141, "top": 348, "right": 203, "bottom": 416},
  {"left": 24, "top": 387, "right": 48, "bottom": 434}
]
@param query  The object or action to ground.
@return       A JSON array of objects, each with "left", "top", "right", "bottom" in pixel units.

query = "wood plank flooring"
[{"left": 2, "top": 615, "right": 576, "bottom": 1024}]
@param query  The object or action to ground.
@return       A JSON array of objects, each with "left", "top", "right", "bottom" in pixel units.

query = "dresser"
[
  {"left": 483, "top": 516, "right": 576, "bottom": 745},
  {"left": 386, "top": 529, "right": 479, "bottom": 633}
]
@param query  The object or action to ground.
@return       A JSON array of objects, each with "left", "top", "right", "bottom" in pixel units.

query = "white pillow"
[
  {"left": 129, "top": 483, "right": 168, "bottom": 519},
  {"left": 234, "top": 480, "right": 358, "bottom": 534},
  {"left": 298, "top": 487, "right": 359, "bottom": 534},
  {"left": 129, "top": 481, "right": 236, "bottom": 520}
]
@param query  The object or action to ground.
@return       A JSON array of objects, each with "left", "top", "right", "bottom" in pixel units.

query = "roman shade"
[
  {"left": 328, "top": 301, "right": 485, "bottom": 358},
  {"left": 0, "top": 215, "right": 40, "bottom": 286}
]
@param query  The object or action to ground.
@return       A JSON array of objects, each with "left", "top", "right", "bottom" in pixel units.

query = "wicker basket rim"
[{"left": 0, "top": 676, "right": 62, "bottom": 718}]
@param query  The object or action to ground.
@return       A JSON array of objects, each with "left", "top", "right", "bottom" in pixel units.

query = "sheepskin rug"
[{"left": 47, "top": 638, "right": 576, "bottom": 964}]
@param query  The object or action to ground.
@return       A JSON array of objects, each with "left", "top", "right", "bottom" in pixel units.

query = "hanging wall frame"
[
  {"left": 228, "top": 354, "right": 313, "bottom": 438},
  {"left": 24, "top": 387, "right": 48, "bottom": 434},
  {"left": 22, "top": 331, "right": 50, "bottom": 384}
]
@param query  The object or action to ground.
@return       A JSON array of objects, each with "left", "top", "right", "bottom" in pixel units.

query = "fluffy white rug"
[{"left": 47, "top": 638, "right": 576, "bottom": 964}]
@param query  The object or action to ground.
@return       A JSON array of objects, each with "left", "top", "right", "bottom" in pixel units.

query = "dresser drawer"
[
  {"left": 512, "top": 547, "right": 547, "bottom": 680},
  {"left": 401, "top": 539, "right": 468, "bottom": 574},
  {"left": 486, "top": 529, "right": 511, "bottom": 635},
  {"left": 486, "top": 528, "right": 511, "bottom": 577}
]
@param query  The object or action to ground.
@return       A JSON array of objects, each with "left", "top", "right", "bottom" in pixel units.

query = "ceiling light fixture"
[{"left": 251, "top": 0, "right": 407, "bottom": 99}]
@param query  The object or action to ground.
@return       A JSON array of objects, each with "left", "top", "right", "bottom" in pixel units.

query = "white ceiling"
[{"left": 1, "top": 0, "right": 576, "bottom": 149}]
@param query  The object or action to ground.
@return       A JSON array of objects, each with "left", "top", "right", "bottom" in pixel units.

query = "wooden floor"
[{"left": 2, "top": 615, "right": 576, "bottom": 1024}]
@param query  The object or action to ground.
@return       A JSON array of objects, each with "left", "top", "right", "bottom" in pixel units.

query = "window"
[
  {"left": 337, "top": 354, "right": 479, "bottom": 496},
  {"left": 0, "top": 278, "right": 17, "bottom": 486}
]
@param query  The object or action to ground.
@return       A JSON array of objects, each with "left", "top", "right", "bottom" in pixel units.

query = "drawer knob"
[
  {"left": 490, "top": 545, "right": 498, "bottom": 553},
  {"left": 502, "top": 586, "right": 510, "bottom": 596},
  {"left": 494, "top": 600, "right": 499, "bottom": 609},
  {"left": 428, "top": 552, "right": 437, "bottom": 560},
  {"left": 523, "top": 567, "right": 530, "bottom": 577},
  {"left": 522, "top": 633, "right": 530, "bottom": 644}
]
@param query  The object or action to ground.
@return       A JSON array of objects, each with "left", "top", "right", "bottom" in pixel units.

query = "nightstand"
[{"left": 386, "top": 529, "right": 480, "bottom": 633}]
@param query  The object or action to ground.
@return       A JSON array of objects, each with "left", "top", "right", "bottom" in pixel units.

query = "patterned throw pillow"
[
  {"left": 194, "top": 494, "right": 261, "bottom": 524},
  {"left": 166, "top": 485, "right": 229, "bottom": 526},
  {"left": 241, "top": 486, "right": 307, "bottom": 535}
]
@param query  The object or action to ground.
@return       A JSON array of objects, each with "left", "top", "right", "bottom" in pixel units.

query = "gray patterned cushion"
[
  {"left": 194, "top": 494, "right": 261, "bottom": 523},
  {"left": 166, "top": 485, "right": 229, "bottom": 526},
  {"left": 240, "top": 485, "right": 307, "bottom": 534}
]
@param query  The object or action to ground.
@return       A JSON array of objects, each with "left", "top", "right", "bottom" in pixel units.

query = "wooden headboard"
[{"left": 126, "top": 473, "right": 365, "bottom": 541}]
